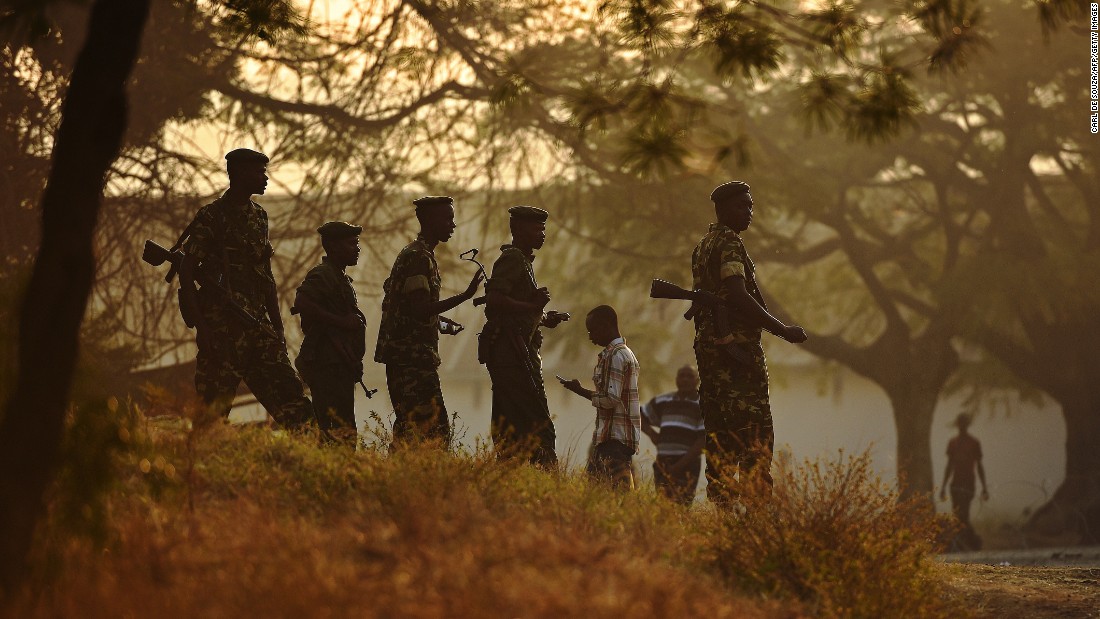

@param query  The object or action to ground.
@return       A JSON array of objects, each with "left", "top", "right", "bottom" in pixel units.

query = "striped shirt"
[
  {"left": 642, "top": 392, "right": 704, "bottom": 457},
  {"left": 590, "top": 337, "right": 641, "bottom": 453}
]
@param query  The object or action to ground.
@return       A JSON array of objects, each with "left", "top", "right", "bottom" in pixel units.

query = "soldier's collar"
[
  {"left": 709, "top": 223, "right": 740, "bottom": 237},
  {"left": 500, "top": 243, "right": 535, "bottom": 262},
  {"left": 321, "top": 255, "right": 351, "bottom": 278},
  {"left": 414, "top": 234, "right": 438, "bottom": 254}
]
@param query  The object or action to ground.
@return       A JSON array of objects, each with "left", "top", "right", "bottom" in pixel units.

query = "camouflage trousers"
[
  {"left": 195, "top": 321, "right": 314, "bottom": 429},
  {"left": 300, "top": 362, "right": 358, "bottom": 446},
  {"left": 695, "top": 339, "right": 773, "bottom": 505},
  {"left": 385, "top": 363, "right": 449, "bottom": 446},
  {"left": 484, "top": 335, "right": 557, "bottom": 466}
]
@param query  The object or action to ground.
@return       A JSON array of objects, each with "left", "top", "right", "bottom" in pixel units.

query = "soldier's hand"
[
  {"left": 439, "top": 316, "right": 464, "bottom": 335},
  {"left": 542, "top": 311, "right": 568, "bottom": 329},
  {"left": 980, "top": 489, "right": 989, "bottom": 502},
  {"left": 938, "top": 489, "right": 947, "bottom": 502},
  {"left": 534, "top": 287, "right": 551, "bottom": 308},
  {"left": 464, "top": 269, "right": 485, "bottom": 299},
  {"left": 782, "top": 325, "right": 808, "bottom": 344}
]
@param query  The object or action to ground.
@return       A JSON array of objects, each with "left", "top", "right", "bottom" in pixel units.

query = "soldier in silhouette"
[{"left": 177, "top": 149, "right": 313, "bottom": 427}]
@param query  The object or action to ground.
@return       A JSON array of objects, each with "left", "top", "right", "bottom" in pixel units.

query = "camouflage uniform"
[
  {"left": 481, "top": 244, "right": 556, "bottom": 465},
  {"left": 183, "top": 194, "right": 313, "bottom": 427},
  {"left": 692, "top": 223, "right": 773, "bottom": 503},
  {"left": 295, "top": 256, "right": 365, "bottom": 442},
  {"left": 375, "top": 237, "right": 448, "bottom": 443}
]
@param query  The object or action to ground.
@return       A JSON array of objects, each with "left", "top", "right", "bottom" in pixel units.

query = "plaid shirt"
[{"left": 590, "top": 337, "right": 641, "bottom": 453}]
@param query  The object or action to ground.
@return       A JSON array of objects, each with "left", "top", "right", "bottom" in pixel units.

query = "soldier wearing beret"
[
  {"left": 294, "top": 221, "right": 366, "bottom": 445},
  {"left": 177, "top": 149, "right": 314, "bottom": 427},
  {"left": 480, "top": 205, "right": 569, "bottom": 465},
  {"left": 692, "top": 181, "right": 807, "bottom": 504},
  {"left": 375, "top": 196, "right": 483, "bottom": 446}
]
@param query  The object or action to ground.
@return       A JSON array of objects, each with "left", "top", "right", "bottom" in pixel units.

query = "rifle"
[
  {"left": 649, "top": 278, "right": 755, "bottom": 367},
  {"left": 142, "top": 239, "right": 280, "bottom": 340}
]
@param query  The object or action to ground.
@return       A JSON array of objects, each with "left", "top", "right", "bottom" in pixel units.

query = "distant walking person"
[
  {"left": 375, "top": 196, "right": 483, "bottom": 446},
  {"left": 692, "top": 181, "right": 808, "bottom": 505},
  {"left": 940, "top": 413, "right": 989, "bottom": 551},
  {"left": 177, "top": 148, "right": 313, "bottom": 428},
  {"left": 559, "top": 306, "right": 641, "bottom": 490},
  {"left": 480, "top": 206, "right": 569, "bottom": 465},
  {"left": 294, "top": 221, "right": 366, "bottom": 446},
  {"left": 642, "top": 365, "right": 704, "bottom": 505}
]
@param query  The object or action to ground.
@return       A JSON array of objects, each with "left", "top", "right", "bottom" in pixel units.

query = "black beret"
[
  {"left": 412, "top": 195, "right": 454, "bottom": 210},
  {"left": 508, "top": 205, "right": 549, "bottom": 222},
  {"left": 317, "top": 221, "right": 363, "bottom": 239},
  {"left": 710, "top": 181, "right": 751, "bottom": 203},
  {"left": 224, "top": 148, "right": 269, "bottom": 165}
]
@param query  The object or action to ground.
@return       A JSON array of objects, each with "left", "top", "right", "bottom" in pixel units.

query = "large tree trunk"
[
  {"left": 889, "top": 390, "right": 938, "bottom": 501},
  {"left": 0, "top": 0, "right": 150, "bottom": 591},
  {"left": 1025, "top": 395, "right": 1100, "bottom": 545}
]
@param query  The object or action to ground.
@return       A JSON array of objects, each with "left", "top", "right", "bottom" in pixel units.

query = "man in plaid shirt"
[{"left": 559, "top": 305, "right": 640, "bottom": 489}]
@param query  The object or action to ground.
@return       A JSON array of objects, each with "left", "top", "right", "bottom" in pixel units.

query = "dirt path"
[
  {"left": 941, "top": 547, "right": 1100, "bottom": 618},
  {"left": 947, "top": 565, "right": 1100, "bottom": 618}
]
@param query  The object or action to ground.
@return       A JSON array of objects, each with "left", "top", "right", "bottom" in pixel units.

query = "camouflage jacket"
[
  {"left": 182, "top": 192, "right": 276, "bottom": 320},
  {"left": 295, "top": 257, "right": 365, "bottom": 372},
  {"left": 483, "top": 244, "right": 543, "bottom": 349},
  {"left": 691, "top": 223, "right": 766, "bottom": 346},
  {"left": 374, "top": 238, "right": 441, "bottom": 367}
]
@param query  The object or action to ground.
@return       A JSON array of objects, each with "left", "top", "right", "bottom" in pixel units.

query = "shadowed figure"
[
  {"left": 294, "top": 221, "right": 367, "bottom": 446},
  {"left": 177, "top": 149, "right": 313, "bottom": 427},
  {"left": 642, "top": 365, "right": 705, "bottom": 505},
  {"left": 940, "top": 413, "right": 989, "bottom": 551},
  {"left": 374, "top": 196, "right": 482, "bottom": 447},
  {"left": 480, "top": 205, "right": 568, "bottom": 466},
  {"left": 559, "top": 305, "right": 641, "bottom": 490},
  {"left": 690, "top": 181, "right": 808, "bottom": 506}
]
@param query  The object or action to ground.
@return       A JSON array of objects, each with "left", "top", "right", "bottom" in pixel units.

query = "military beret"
[
  {"left": 316, "top": 221, "right": 362, "bottom": 239},
  {"left": 710, "top": 181, "right": 751, "bottom": 203},
  {"left": 412, "top": 195, "right": 454, "bottom": 210},
  {"left": 224, "top": 148, "right": 269, "bottom": 165},
  {"left": 508, "top": 205, "right": 549, "bottom": 222}
]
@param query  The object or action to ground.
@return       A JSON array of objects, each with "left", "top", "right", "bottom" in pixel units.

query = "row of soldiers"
[{"left": 171, "top": 148, "right": 809, "bottom": 504}]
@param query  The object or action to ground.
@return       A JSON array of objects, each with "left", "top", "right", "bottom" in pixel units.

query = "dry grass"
[{"left": 3, "top": 400, "right": 971, "bottom": 618}]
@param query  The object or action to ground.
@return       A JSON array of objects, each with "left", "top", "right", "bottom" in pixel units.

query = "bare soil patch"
[{"left": 947, "top": 564, "right": 1100, "bottom": 618}]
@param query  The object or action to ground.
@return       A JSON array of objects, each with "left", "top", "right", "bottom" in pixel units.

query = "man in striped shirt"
[
  {"left": 559, "top": 305, "right": 640, "bottom": 490},
  {"left": 642, "top": 365, "right": 704, "bottom": 505}
]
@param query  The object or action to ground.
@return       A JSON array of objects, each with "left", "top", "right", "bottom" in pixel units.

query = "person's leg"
[
  {"left": 487, "top": 340, "right": 556, "bottom": 465},
  {"left": 388, "top": 364, "right": 448, "bottom": 447},
  {"left": 194, "top": 328, "right": 242, "bottom": 419},
  {"left": 303, "top": 365, "right": 357, "bottom": 445},
  {"left": 241, "top": 328, "right": 314, "bottom": 429},
  {"left": 591, "top": 441, "right": 634, "bottom": 490}
]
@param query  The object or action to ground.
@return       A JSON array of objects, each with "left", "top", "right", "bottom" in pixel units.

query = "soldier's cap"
[
  {"left": 224, "top": 148, "right": 269, "bottom": 166},
  {"left": 508, "top": 205, "right": 549, "bottom": 222},
  {"left": 710, "top": 181, "right": 751, "bottom": 203},
  {"left": 412, "top": 195, "right": 454, "bottom": 210},
  {"left": 317, "top": 221, "right": 363, "bottom": 239}
]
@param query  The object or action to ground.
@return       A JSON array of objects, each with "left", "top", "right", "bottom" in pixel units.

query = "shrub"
[{"left": 702, "top": 451, "right": 966, "bottom": 618}]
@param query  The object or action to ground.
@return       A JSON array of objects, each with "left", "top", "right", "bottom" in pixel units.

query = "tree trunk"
[
  {"left": 1025, "top": 395, "right": 1100, "bottom": 545},
  {"left": 0, "top": 0, "right": 150, "bottom": 591},
  {"left": 888, "top": 389, "right": 938, "bottom": 503}
]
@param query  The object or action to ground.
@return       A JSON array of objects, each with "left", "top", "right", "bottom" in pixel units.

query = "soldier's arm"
[
  {"left": 484, "top": 250, "right": 549, "bottom": 314},
  {"left": 265, "top": 282, "right": 285, "bottom": 338},
  {"left": 977, "top": 454, "right": 988, "bottom": 498},
  {"left": 721, "top": 276, "right": 805, "bottom": 343},
  {"left": 408, "top": 273, "right": 484, "bottom": 319},
  {"left": 178, "top": 254, "right": 206, "bottom": 332},
  {"left": 294, "top": 289, "right": 362, "bottom": 331}
]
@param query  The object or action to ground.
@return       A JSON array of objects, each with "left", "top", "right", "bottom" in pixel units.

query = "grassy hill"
[{"left": 5, "top": 398, "right": 971, "bottom": 618}]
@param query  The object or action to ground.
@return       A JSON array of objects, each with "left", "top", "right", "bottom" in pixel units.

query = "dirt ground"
[{"left": 947, "top": 564, "right": 1100, "bottom": 618}]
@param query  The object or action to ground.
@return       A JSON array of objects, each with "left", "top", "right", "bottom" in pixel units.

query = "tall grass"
[{"left": 4, "top": 400, "right": 970, "bottom": 618}]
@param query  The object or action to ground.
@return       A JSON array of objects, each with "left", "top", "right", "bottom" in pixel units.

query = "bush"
[
  {"left": 702, "top": 452, "right": 965, "bottom": 618},
  {"left": 5, "top": 405, "right": 970, "bottom": 618}
]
